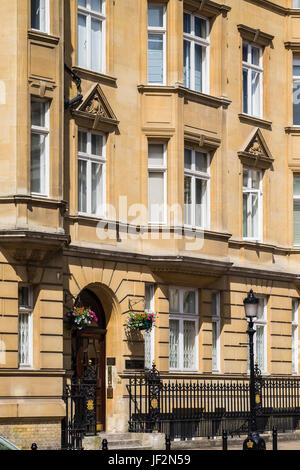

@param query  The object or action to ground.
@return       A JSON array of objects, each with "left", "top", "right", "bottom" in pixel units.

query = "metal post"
[
  {"left": 165, "top": 434, "right": 171, "bottom": 451},
  {"left": 243, "top": 318, "right": 266, "bottom": 451},
  {"left": 272, "top": 427, "right": 278, "bottom": 451},
  {"left": 222, "top": 430, "right": 228, "bottom": 451},
  {"left": 102, "top": 439, "right": 108, "bottom": 450}
]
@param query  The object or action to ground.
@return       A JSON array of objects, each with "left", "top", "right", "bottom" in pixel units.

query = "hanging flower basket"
[
  {"left": 66, "top": 306, "right": 98, "bottom": 330},
  {"left": 126, "top": 312, "right": 157, "bottom": 331}
]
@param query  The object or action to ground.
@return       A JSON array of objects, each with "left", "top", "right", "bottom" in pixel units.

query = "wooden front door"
[{"left": 73, "top": 289, "right": 106, "bottom": 432}]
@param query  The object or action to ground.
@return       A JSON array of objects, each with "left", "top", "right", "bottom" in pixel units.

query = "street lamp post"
[{"left": 243, "top": 289, "right": 266, "bottom": 451}]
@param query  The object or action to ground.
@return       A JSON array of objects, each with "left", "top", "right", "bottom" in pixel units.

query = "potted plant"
[
  {"left": 126, "top": 311, "right": 157, "bottom": 331},
  {"left": 66, "top": 306, "right": 98, "bottom": 330}
]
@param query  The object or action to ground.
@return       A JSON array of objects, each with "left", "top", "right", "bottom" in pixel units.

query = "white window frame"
[
  {"left": 144, "top": 284, "right": 155, "bottom": 370},
  {"left": 183, "top": 11, "right": 210, "bottom": 94},
  {"left": 147, "top": 3, "right": 167, "bottom": 85},
  {"left": 293, "top": 55, "right": 300, "bottom": 126},
  {"left": 212, "top": 291, "right": 221, "bottom": 373},
  {"left": 31, "top": 0, "right": 50, "bottom": 34},
  {"left": 248, "top": 296, "right": 268, "bottom": 375},
  {"left": 78, "top": 129, "right": 106, "bottom": 217},
  {"left": 148, "top": 142, "right": 167, "bottom": 225},
  {"left": 30, "top": 98, "right": 50, "bottom": 197},
  {"left": 77, "top": 0, "right": 106, "bottom": 73},
  {"left": 169, "top": 287, "right": 199, "bottom": 372},
  {"left": 184, "top": 148, "right": 210, "bottom": 229},
  {"left": 18, "top": 285, "right": 34, "bottom": 369},
  {"left": 242, "top": 167, "right": 263, "bottom": 241},
  {"left": 242, "top": 42, "right": 263, "bottom": 118},
  {"left": 292, "top": 299, "right": 299, "bottom": 374}
]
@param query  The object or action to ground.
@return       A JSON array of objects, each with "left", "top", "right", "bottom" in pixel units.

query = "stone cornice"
[
  {"left": 243, "top": 0, "right": 288, "bottom": 16},
  {"left": 28, "top": 30, "right": 60, "bottom": 45},
  {"left": 285, "top": 126, "right": 300, "bottom": 134},
  {"left": 237, "top": 24, "right": 274, "bottom": 47},
  {"left": 183, "top": 0, "right": 231, "bottom": 18},
  {"left": 285, "top": 42, "right": 300, "bottom": 51}
]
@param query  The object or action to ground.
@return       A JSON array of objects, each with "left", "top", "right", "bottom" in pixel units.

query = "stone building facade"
[{"left": 0, "top": 0, "right": 300, "bottom": 449}]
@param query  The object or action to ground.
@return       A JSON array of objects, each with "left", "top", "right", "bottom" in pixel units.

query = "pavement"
[{"left": 170, "top": 431, "right": 300, "bottom": 451}]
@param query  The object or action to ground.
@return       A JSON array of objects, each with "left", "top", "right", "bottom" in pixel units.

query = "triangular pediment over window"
[
  {"left": 238, "top": 128, "right": 274, "bottom": 170},
  {"left": 72, "top": 84, "right": 119, "bottom": 133}
]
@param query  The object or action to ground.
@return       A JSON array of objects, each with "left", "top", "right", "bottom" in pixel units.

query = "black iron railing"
[{"left": 127, "top": 366, "right": 300, "bottom": 440}]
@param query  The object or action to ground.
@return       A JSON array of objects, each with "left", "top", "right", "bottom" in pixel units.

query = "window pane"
[
  {"left": 212, "top": 292, "right": 219, "bottom": 317},
  {"left": 31, "top": 0, "right": 41, "bottom": 30},
  {"left": 294, "top": 200, "right": 300, "bottom": 245},
  {"left": 251, "top": 46, "right": 260, "bottom": 66},
  {"left": 293, "top": 81, "right": 300, "bottom": 125},
  {"left": 194, "top": 44, "right": 203, "bottom": 92},
  {"left": 242, "top": 43, "right": 248, "bottom": 62},
  {"left": 243, "top": 168, "right": 249, "bottom": 188},
  {"left": 78, "top": 0, "right": 87, "bottom": 7},
  {"left": 78, "top": 159, "right": 87, "bottom": 212},
  {"left": 148, "top": 34, "right": 164, "bottom": 84},
  {"left": 91, "top": 133, "right": 103, "bottom": 156},
  {"left": 183, "top": 321, "right": 195, "bottom": 369},
  {"left": 91, "top": 162, "right": 103, "bottom": 214},
  {"left": 195, "top": 152, "right": 207, "bottom": 173},
  {"left": 183, "top": 40, "right": 191, "bottom": 89},
  {"left": 212, "top": 322, "right": 218, "bottom": 370},
  {"left": 251, "top": 71, "right": 261, "bottom": 116},
  {"left": 148, "top": 144, "right": 164, "bottom": 166},
  {"left": 145, "top": 285, "right": 154, "bottom": 312},
  {"left": 294, "top": 57, "right": 300, "bottom": 76},
  {"left": 183, "top": 13, "right": 191, "bottom": 34},
  {"left": 251, "top": 170, "right": 260, "bottom": 189},
  {"left": 257, "top": 298, "right": 265, "bottom": 320},
  {"left": 91, "top": 18, "right": 101, "bottom": 72},
  {"left": 31, "top": 101, "right": 45, "bottom": 127},
  {"left": 91, "top": 0, "right": 101, "bottom": 12},
  {"left": 78, "top": 131, "right": 87, "bottom": 153},
  {"left": 251, "top": 193, "right": 258, "bottom": 238},
  {"left": 184, "top": 175, "right": 192, "bottom": 225},
  {"left": 19, "top": 313, "right": 30, "bottom": 366},
  {"left": 255, "top": 325, "right": 264, "bottom": 370},
  {"left": 78, "top": 14, "right": 87, "bottom": 69},
  {"left": 170, "top": 288, "right": 179, "bottom": 313},
  {"left": 293, "top": 0, "right": 300, "bottom": 8},
  {"left": 148, "top": 172, "right": 164, "bottom": 222},
  {"left": 31, "top": 133, "right": 46, "bottom": 194},
  {"left": 183, "top": 291, "right": 196, "bottom": 314},
  {"left": 19, "top": 287, "right": 30, "bottom": 308},
  {"left": 169, "top": 320, "right": 179, "bottom": 368},
  {"left": 194, "top": 16, "right": 206, "bottom": 39},
  {"left": 243, "top": 193, "right": 248, "bottom": 237},
  {"left": 148, "top": 4, "right": 164, "bottom": 27},
  {"left": 242, "top": 68, "right": 248, "bottom": 114},
  {"left": 195, "top": 178, "right": 203, "bottom": 227},
  {"left": 184, "top": 148, "right": 192, "bottom": 169},
  {"left": 294, "top": 177, "right": 300, "bottom": 197}
]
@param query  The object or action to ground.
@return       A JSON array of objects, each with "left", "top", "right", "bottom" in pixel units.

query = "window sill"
[
  {"left": 72, "top": 66, "right": 117, "bottom": 88},
  {"left": 285, "top": 126, "right": 300, "bottom": 134},
  {"left": 238, "top": 113, "right": 272, "bottom": 130},
  {"left": 28, "top": 30, "right": 60, "bottom": 45},
  {"left": 137, "top": 84, "right": 232, "bottom": 109}
]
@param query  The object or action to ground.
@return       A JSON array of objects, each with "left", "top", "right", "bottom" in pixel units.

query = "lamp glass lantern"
[{"left": 243, "top": 289, "right": 259, "bottom": 319}]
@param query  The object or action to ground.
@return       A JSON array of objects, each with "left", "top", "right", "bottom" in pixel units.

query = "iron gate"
[{"left": 62, "top": 363, "right": 97, "bottom": 450}]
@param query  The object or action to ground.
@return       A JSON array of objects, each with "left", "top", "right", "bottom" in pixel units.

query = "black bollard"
[
  {"left": 102, "top": 439, "right": 108, "bottom": 450},
  {"left": 31, "top": 443, "right": 38, "bottom": 451},
  {"left": 272, "top": 427, "right": 278, "bottom": 451},
  {"left": 165, "top": 435, "right": 171, "bottom": 451},
  {"left": 222, "top": 430, "right": 228, "bottom": 451}
]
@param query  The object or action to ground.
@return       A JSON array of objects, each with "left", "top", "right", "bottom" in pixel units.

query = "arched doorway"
[{"left": 72, "top": 288, "right": 106, "bottom": 432}]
